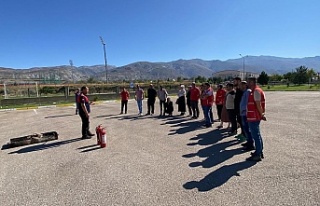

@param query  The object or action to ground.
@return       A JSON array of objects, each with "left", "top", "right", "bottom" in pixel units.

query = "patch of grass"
[{"left": 261, "top": 84, "right": 320, "bottom": 91}]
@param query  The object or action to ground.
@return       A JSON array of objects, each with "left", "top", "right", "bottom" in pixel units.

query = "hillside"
[{"left": 1, "top": 56, "right": 319, "bottom": 82}]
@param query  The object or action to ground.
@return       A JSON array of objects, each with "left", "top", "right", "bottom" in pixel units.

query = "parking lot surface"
[{"left": 1, "top": 91, "right": 319, "bottom": 206}]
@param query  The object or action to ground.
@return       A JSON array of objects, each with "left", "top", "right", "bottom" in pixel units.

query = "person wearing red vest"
[
  {"left": 190, "top": 82, "right": 201, "bottom": 119},
  {"left": 246, "top": 77, "right": 267, "bottom": 161},
  {"left": 215, "top": 84, "right": 226, "bottom": 122},
  {"left": 120, "top": 87, "right": 130, "bottom": 114},
  {"left": 77, "top": 86, "right": 95, "bottom": 139},
  {"left": 201, "top": 82, "right": 214, "bottom": 128}
]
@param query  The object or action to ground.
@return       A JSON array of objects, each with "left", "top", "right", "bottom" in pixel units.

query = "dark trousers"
[
  {"left": 237, "top": 114, "right": 244, "bottom": 135},
  {"left": 121, "top": 100, "right": 128, "bottom": 113},
  {"left": 190, "top": 100, "right": 199, "bottom": 118},
  {"left": 147, "top": 99, "right": 155, "bottom": 114},
  {"left": 210, "top": 106, "right": 213, "bottom": 123},
  {"left": 241, "top": 116, "right": 253, "bottom": 145},
  {"left": 216, "top": 104, "right": 223, "bottom": 120},
  {"left": 79, "top": 113, "right": 90, "bottom": 137},
  {"left": 203, "top": 106, "right": 212, "bottom": 126},
  {"left": 227, "top": 109, "right": 237, "bottom": 133},
  {"left": 159, "top": 100, "right": 166, "bottom": 115},
  {"left": 187, "top": 102, "right": 192, "bottom": 116}
]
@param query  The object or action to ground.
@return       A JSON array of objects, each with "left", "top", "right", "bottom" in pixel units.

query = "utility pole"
[
  {"left": 69, "top": 60, "right": 74, "bottom": 83},
  {"left": 99, "top": 36, "right": 108, "bottom": 83},
  {"left": 239, "top": 54, "right": 247, "bottom": 80}
]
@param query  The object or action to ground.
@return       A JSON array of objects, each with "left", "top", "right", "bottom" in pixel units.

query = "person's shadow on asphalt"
[
  {"left": 182, "top": 128, "right": 255, "bottom": 191},
  {"left": 183, "top": 161, "right": 257, "bottom": 191},
  {"left": 186, "top": 140, "right": 245, "bottom": 168}
]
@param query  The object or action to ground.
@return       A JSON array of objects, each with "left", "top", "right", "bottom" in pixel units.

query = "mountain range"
[{"left": 1, "top": 56, "right": 319, "bottom": 82}]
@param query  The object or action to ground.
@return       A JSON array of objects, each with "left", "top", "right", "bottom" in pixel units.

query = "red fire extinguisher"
[
  {"left": 96, "top": 124, "right": 107, "bottom": 148},
  {"left": 100, "top": 128, "right": 107, "bottom": 148},
  {"left": 95, "top": 125, "right": 102, "bottom": 145}
]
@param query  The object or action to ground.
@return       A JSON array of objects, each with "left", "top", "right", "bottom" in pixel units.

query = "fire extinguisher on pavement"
[
  {"left": 95, "top": 124, "right": 107, "bottom": 148},
  {"left": 100, "top": 128, "right": 107, "bottom": 148},
  {"left": 95, "top": 125, "right": 102, "bottom": 145}
]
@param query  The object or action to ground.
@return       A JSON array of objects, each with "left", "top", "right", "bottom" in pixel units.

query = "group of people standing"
[
  {"left": 127, "top": 77, "right": 266, "bottom": 161},
  {"left": 127, "top": 84, "right": 174, "bottom": 116},
  {"left": 214, "top": 77, "right": 266, "bottom": 161},
  {"left": 76, "top": 77, "right": 266, "bottom": 162}
]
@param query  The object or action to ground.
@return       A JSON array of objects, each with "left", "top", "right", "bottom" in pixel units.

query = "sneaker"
[
  {"left": 237, "top": 134, "right": 246, "bottom": 141},
  {"left": 242, "top": 145, "right": 255, "bottom": 151},
  {"left": 251, "top": 152, "right": 264, "bottom": 159},
  {"left": 81, "top": 136, "right": 92, "bottom": 139},
  {"left": 246, "top": 155, "right": 262, "bottom": 162},
  {"left": 238, "top": 136, "right": 247, "bottom": 142}
]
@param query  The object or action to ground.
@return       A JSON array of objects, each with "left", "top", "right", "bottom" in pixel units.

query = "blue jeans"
[
  {"left": 241, "top": 116, "right": 253, "bottom": 145},
  {"left": 203, "top": 106, "right": 212, "bottom": 126},
  {"left": 137, "top": 99, "right": 143, "bottom": 114},
  {"left": 248, "top": 121, "right": 263, "bottom": 155}
]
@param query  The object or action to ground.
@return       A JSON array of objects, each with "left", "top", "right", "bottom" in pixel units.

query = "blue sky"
[{"left": 0, "top": 0, "right": 319, "bottom": 69}]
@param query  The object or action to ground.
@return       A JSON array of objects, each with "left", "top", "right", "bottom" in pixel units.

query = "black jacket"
[{"left": 234, "top": 88, "right": 243, "bottom": 114}]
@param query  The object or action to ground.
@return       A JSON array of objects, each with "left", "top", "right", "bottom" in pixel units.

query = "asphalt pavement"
[{"left": 0, "top": 91, "right": 319, "bottom": 206}]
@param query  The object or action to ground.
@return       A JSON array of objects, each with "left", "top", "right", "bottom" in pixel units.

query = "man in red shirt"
[
  {"left": 190, "top": 82, "right": 201, "bottom": 119},
  {"left": 215, "top": 84, "right": 226, "bottom": 122},
  {"left": 120, "top": 87, "right": 130, "bottom": 114},
  {"left": 201, "top": 82, "right": 214, "bottom": 127}
]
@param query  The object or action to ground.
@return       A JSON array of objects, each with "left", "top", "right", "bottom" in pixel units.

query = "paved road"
[{"left": 1, "top": 92, "right": 319, "bottom": 206}]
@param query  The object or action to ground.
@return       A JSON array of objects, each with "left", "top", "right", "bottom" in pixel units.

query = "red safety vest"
[
  {"left": 247, "top": 87, "right": 265, "bottom": 122},
  {"left": 215, "top": 89, "right": 226, "bottom": 105},
  {"left": 190, "top": 87, "right": 201, "bottom": 101}
]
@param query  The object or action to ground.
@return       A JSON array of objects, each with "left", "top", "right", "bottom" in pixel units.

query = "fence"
[{"left": 0, "top": 85, "right": 180, "bottom": 108}]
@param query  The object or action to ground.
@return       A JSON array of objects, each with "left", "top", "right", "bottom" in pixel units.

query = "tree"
[
  {"left": 194, "top": 76, "right": 207, "bottom": 83},
  {"left": 307, "top": 68, "right": 317, "bottom": 81},
  {"left": 257, "top": 71, "right": 269, "bottom": 85},
  {"left": 293, "top": 66, "right": 308, "bottom": 85},
  {"left": 283, "top": 72, "right": 294, "bottom": 82},
  {"left": 208, "top": 77, "right": 223, "bottom": 84},
  {"left": 269, "top": 74, "right": 283, "bottom": 82}
]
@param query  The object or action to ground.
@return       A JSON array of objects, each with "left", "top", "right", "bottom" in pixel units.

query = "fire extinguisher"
[
  {"left": 100, "top": 128, "right": 107, "bottom": 148},
  {"left": 96, "top": 125, "right": 102, "bottom": 145}
]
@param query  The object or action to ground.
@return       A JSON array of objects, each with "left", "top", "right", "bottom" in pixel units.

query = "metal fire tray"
[{"left": 5, "top": 131, "right": 59, "bottom": 148}]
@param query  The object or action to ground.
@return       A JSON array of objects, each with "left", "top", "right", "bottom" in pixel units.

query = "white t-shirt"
[
  {"left": 254, "top": 90, "right": 261, "bottom": 101},
  {"left": 226, "top": 91, "right": 235, "bottom": 109}
]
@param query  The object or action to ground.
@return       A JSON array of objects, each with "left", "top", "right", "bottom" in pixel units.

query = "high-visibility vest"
[
  {"left": 247, "top": 87, "right": 265, "bottom": 122},
  {"left": 215, "top": 89, "right": 226, "bottom": 105}
]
